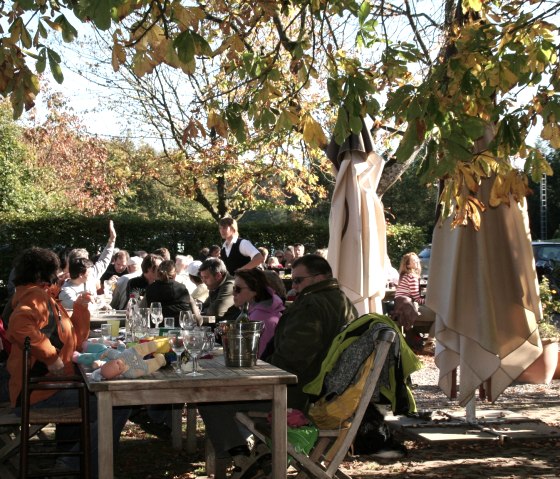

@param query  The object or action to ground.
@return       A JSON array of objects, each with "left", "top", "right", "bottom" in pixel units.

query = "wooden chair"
[
  {"left": 20, "top": 336, "right": 91, "bottom": 478},
  {"left": 236, "top": 328, "right": 397, "bottom": 479}
]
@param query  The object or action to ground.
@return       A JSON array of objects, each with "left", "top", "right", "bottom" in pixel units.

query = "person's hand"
[
  {"left": 47, "top": 357, "right": 65, "bottom": 376},
  {"left": 74, "top": 292, "right": 92, "bottom": 307},
  {"left": 108, "top": 219, "right": 116, "bottom": 243},
  {"left": 391, "top": 296, "right": 419, "bottom": 331}
]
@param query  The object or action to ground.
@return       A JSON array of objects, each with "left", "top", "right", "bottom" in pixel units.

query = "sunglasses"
[
  {"left": 233, "top": 285, "right": 250, "bottom": 294},
  {"left": 292, "top": 274, "right": 318, "bottom": 285}
]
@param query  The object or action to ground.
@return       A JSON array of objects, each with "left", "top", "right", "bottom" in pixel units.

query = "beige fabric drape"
[
  {"left": 327, "top": 125, "right": 386, "bottom": 315},
  {"left": 426, "top": 177, "right": 542, "bottom": 405}
]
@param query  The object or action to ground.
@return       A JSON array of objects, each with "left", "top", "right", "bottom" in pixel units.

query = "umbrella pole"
[{"left": 465, "top": 395, "right": 477, "bottom": 423}]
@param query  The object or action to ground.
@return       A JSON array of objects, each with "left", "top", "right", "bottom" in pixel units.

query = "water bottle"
[{"left": 125, "top": 294, "right": 138, "bottom": 340}]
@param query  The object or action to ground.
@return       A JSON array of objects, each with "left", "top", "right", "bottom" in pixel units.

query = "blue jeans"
[{"left": 23, "top": 389, "right": 130, "bottom": 478}]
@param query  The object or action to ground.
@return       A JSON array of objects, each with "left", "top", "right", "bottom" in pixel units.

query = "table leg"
[
  {"left": 271, "top": 384, "right": 287, "bottom": 478},
  {"left": 171, "top": 404, "right": 183, "bottom": 450},
  {"left": 97, "top": 392, "right": 114, "bottom": 479},
  {"left": 186, "top": 404, "right": 197, "bottom": 454}
]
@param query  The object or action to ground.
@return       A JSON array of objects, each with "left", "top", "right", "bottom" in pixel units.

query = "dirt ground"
[{"left": 115, "top": 353, "right": 560, "bottom": 478}]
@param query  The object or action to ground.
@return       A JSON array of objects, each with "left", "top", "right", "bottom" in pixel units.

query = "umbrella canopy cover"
[
  {"left": 327, "top": 125, "right": 386, "bottom": 315},
  {"left": 426, "top": 176, "right": 542, "bottom": 405}
]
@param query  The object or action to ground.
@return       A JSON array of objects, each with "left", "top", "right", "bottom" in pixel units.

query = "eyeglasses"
[
  {"left": 292, "top": 274, "right": 318, "bottom": 285},
  {"left": 233, "top": 285, "right": 250, "bottom": 294}
]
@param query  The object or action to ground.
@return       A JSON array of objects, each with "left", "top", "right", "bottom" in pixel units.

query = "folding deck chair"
[{"left": 236, "top": 328, "right": 397, "bottom": 479}]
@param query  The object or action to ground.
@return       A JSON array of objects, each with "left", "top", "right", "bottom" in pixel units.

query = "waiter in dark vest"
[{"left": 218, "top": 217, "right": 264, "bottom": 274}]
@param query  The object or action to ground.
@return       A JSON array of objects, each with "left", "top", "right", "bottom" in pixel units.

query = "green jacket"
[{"left": 265, "top": 278, "right": 358, "bottom": 411}]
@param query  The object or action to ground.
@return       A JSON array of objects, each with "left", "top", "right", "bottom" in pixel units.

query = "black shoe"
[{"left": 230, "top": 443, "right": 271, "bottom": 479}]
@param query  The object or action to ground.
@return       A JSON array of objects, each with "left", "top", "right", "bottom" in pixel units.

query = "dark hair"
[
  {"left": 263, "top": 270, "right": 287, "bottom": 301},
  {"left": 141, "top": 254, "right": 163, "bottom": 274},
  {"left": 218, "top": 216, "right": 237, "bottom": 231},
  {"left": 292, "top": 254, "right": 333, "bottom": 277},
  {"left": 13, "top": 247, "right": 61, "bottom": 286},
  {"left": 153, "top": 247, "right": 171, "bottom": 261},
  {"left": 157, "top": 260, "right": 176, "bottom": 282},
  {"left": 199, "top": 257, "right": 228, "bottom": 276},
  {"left": 54, "top": 246, "right": 73, "bottom": 272},
  {"left": 69, "top": 257, "right": 94, "bottom": 279},
  {"left": 235, "top": 269, "right": 272, "bottom": 303},
  {"left": 209, "top": 244, "right": 221, "bottom": 255},
  {"left": 114, "top": 250, "right": 130, "bottom": 262}
]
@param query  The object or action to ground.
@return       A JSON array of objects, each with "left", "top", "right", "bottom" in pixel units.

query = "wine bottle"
[{"left": 235, "top": 302, "right": 250, "bottom": 323}]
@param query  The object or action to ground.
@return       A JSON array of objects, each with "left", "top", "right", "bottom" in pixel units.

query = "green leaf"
[
  {"left": 36, "top": 51, "right": 47, "bottom": 73},
  {"left": 358, "top": 1, "right": 371, "bottom": 24},
  {"left": 191, "top": 31, "right": 212, "bottom": 56},
  {"left": 462, "top": 116, "right": 486, "bottom": 140},
  {"left": 349, "top": 115, "right": 362, "bottom": 134},
  {"left": 385, "top": 85, "right": 415, "bottom": 116},
  {"left": 83, "top": 0, "right": 113, "bottom": 30},
  {"left": 38, "top": 21, "right": 48, "bottom": 39},
  {"left": 54, "top": 15, "right": 78, "bottom": 43},
  {"left": 174, "top": 30, "right": 195, "bottom": 64},
  {"left": 395, "top": 122, "right": 418, "bottom": 162},
  {"left": 47, "top": 48, "right": 64, "bottom": 83},
  {"left": 334, "top": 108, "right": 349, "bottom": 145},
  {"left": 20, "top": 24, "right": 32, "bottom": 48}
]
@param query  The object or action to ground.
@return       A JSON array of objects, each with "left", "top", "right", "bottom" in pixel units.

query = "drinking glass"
[
  {"left": 135, "top": 307, "right": 150, "bottom": 339},
  {"left": 182, "top": 330, "right": 206, "bottom": 376},
  {"left": 166, "top": 330, "right": 185, "bottom": 373},
  {"left": 179, "top": 310, "right": 196, "bottom": 330},
  {"left": 164, "top": 317, "right": 175, "bottom": 329},
  {"left": 101, "top": 324, "right": 112, "bottom": 342},
  {"left": 150, "top": 302, "right": 163, "bottom": 329}
]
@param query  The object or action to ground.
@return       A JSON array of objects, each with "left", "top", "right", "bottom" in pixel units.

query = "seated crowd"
[{"left": 0, "top": 216, "right": 420, "bottom": 479}]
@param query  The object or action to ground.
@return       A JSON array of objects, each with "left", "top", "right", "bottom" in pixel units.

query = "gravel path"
[{"left": 341, "top": 353, "right": 560, "bottom": 478}]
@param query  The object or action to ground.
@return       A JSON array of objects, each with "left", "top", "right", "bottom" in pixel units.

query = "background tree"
[
  {"left": 0, "top": 100, "right": 51, "bottom": 218},
  {"left": 23, "top": 91, "right": 126, "bottom": 215},
  {"left": 1, "top": 1, "right": 559, "bottom": 225}
]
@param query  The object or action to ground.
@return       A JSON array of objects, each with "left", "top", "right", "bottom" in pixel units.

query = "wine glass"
[
  {"left": 179, "top": 310, "right": 196, "bottom": 330},
  {"left": 167, "top": 330, "right": 185, "bottom": 373},
  {"left": 182, "top": 330, "right": 206, "bottom": 376},
  {"left": 150, "top": 302, "right": 163, "bottom": 330}
]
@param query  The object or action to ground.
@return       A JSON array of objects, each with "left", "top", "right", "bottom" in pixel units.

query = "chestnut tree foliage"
[{"left": 1, "top": 0, "right": 560, "bottom": 224}]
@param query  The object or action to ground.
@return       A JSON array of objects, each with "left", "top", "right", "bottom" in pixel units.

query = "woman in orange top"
[{"left": 6, "top": 247, "right": 129, "bottom": 478}]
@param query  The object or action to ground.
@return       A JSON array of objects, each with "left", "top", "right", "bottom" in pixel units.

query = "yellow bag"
[{"left": 308, "top": 353, "right": 375, "bottom": 430}]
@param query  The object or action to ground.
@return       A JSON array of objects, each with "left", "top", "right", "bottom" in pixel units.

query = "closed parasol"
[
  {"left": 426, "top": 175, "right": 542, "bottom": 406},
  {"left": 326, "top": 123, "right": 386, "bottom": 315}
]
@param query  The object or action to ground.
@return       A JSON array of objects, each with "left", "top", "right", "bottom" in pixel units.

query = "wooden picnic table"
[{"left": 80, "top": 356, "right": 297, "bottom": 479}]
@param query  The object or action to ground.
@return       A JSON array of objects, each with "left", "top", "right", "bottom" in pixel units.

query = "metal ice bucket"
[{"left": 218, "top": 320, "right": 263, "bottom": 367}]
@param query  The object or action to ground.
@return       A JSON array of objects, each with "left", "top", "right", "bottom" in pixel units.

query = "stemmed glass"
[
  {"left": 179, "top": 310, "right": 196, "bottom": 331},
  {"left": 182, "top": 330, "right": 206, "bottom": 376},
  {"left": 150, "top": 302, "right": 163, "bottom": 330},
  {"left": 167, "top": 330, "right": 185, "bottom": 374}
]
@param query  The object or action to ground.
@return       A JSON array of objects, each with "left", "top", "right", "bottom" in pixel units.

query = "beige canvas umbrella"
[
  {"left": 326, "top": 124, "right": 386, "bottom": 315},
  {"left": 426, "top": 176, "right": 543, "bottom": 407}
]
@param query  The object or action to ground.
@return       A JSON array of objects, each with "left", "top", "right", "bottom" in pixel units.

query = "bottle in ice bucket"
[{"left": 235, "top": 302, "right": 250, "bottom": 324}]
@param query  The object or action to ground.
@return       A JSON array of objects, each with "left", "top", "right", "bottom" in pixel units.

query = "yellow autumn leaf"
[
  {"left": 207, "top": 111, "right": 228, "bottom": 138},
  {"left": 462, "top": 0, "right": 483, "bottom": 13},
  {"left": 111, "top": 42, "right": 126, "bottom": 72},
  {"left": 172, "top": 4, "right": 205, "bottom": 29},
  {"left": 301, "top": 114, "right": 328, "bottom": 148},
  {"left": 541, "top": 122, "right": 553, "bottom": 140}
]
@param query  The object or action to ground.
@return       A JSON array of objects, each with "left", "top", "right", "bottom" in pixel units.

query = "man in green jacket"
[{"left": 198, "top": 254, "right": 358, "bottom": 477}]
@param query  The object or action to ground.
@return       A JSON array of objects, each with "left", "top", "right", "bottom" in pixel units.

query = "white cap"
[
  {"left": 127, "top": 256, "right": 143, "bottom": 266},
  {"left": 187, "top": 260, "right": 202, "bottom": 276}
]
